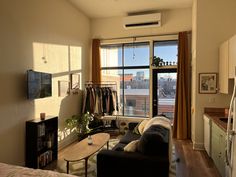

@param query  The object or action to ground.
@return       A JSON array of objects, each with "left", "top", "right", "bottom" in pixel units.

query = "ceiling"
[{"left": 69, "top": 0, "right": 193, "bottom": 19}]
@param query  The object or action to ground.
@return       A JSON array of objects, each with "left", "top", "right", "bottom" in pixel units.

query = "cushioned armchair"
[{"left": 97, "top": 121, "right": 170, "bottom": 177}]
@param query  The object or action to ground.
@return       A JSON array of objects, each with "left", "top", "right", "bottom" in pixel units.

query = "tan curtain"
[
  {"left": 92, "top": 39, "right": 101, "bottom": 83},
  {"left": 173, "top": 31, "right": 191, "bottom": 139}
]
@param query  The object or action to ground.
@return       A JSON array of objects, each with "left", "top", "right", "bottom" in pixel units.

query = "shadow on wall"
[{"left": 58, "top": 89, "right": 83, "bottom": 149}]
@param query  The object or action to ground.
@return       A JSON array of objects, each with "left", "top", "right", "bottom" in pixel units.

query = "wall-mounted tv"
[{"left": 27, "top": 70, "right": 52, "bottom": 99}]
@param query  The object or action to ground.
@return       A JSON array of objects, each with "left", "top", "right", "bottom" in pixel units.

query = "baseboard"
[
  {"left": 58, "top": 133, "right": 78, "bottom": 150},
  {"left": 192, "top": 141, "right": 204, "bottom": 150}
]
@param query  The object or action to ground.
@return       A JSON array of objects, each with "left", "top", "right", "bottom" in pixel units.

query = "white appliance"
[
  {"left": 123, "top": 12, "right": 161, "bottom": 29},
  {"left": 226, "top": 77, "right": 236, "bottom": 177}
]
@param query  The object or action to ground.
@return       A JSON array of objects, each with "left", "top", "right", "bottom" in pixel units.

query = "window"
[
  {"left": 101, "top": 42, "right": 150, "bottom": 117},
  {"left": 153, "top": 40, "right": 178, "bottom": 121}
]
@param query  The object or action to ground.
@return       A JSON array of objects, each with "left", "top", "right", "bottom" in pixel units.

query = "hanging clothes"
[
  {"left": 94, "top": 87, "right": 103, "bottom": 114},
  {"left": 82, "top": 86, "right": 118, "bottom": 116}
]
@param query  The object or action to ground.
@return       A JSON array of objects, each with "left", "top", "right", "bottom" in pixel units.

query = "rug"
[{"left": 55, "top": 139, "right": 177, "bottom": 177}]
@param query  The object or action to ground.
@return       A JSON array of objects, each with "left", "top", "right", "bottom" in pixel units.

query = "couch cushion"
[
  {"left": 112, "top": 142, "right": 126, "bottom": 151},
  {"left": 124, "top": 140, "right": 140, "bottom": 152},
  {"left": 119, "top": 130, "right": 141, "bottom": 144},
  {"left": 137, "top": 124, "right": 169, "bottom": 156},
  {"left": 128, "top": 122, "right": 139, "bottom": 131}
]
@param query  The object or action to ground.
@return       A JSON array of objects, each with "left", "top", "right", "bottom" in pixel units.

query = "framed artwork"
[
  {"left": 58, "top": 80, "right": 70, "bottom": 97},
  {"left": 199, "top": 73, "right": 217, "bottom": 94}
]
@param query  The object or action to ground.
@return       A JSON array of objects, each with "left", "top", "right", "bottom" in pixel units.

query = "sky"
[{"left": 117, "top": 43, "right": 177, "bottom": 66}]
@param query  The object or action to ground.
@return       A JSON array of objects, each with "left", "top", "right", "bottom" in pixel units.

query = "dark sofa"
[{"left": 97, "top": 122, "right": 170, "bottom": 177}]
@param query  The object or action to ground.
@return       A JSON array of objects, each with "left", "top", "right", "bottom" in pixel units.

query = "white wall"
[
  {"left": 0, "top": 0, "right": 90, "bottom": 165},
  {"left": 192, "top": 0, "right": 236, "bottom": 149},
  {"left": 91, "top": 8, "right": 192, "bottom": 39}
]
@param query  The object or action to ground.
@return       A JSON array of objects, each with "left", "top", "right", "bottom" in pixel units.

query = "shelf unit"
[{"left": 25, "top": 116, "right": 58, "bottom": 169}]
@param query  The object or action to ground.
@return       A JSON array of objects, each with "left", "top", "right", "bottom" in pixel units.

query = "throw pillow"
[
  {"left": 133, "top": 122, "right": 141, "bottom": 135},
  {"left": 138, "top": 120, "right": 148, "bottom": 135},
  {"left": 124, "top": 140, "right": 139, "bottom": 152},
  {"left": 133, "top": 120, "right": 148, "bottom": 135},
  {"left": 137, "top": 124, "right": 169, "bottom": 156}
]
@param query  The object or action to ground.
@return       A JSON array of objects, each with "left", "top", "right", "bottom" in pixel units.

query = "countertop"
[{"left": 204, "top": 107, "right": 229, "bottom": 132}]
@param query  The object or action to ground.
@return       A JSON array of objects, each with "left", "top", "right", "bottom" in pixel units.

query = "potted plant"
[
  {"left": 152, "top": 56, "right": 164, "bottom": 67},
  {"left": 65, "top": 112, "right": 94, "bottom": 140}
]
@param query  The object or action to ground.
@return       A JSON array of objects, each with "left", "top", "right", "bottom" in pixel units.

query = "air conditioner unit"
[{"left": 123, "top": 12, "right": 161, "bottom": 29}]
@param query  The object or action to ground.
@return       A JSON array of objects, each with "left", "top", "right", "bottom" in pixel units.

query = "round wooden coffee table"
[{"left": 63, "top": 133, "right": 110, "bottom": 177}]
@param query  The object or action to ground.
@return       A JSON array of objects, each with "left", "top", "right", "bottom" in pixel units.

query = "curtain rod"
[{"left": 99, "top": 31, "right": 191, "bottom": 41}]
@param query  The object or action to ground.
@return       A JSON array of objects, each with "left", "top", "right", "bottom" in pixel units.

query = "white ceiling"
[{"left": 69, "top": 0, "right": 193, "bottom": 19}]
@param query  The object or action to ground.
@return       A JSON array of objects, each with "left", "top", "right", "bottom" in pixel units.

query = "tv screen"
[{"left": 27, "top": 70, "right": 52, "bottom": 99}]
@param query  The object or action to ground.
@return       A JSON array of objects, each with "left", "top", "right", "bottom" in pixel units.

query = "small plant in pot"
[{"left": 65, "top": 112, "right": 94, "bottom": 140}]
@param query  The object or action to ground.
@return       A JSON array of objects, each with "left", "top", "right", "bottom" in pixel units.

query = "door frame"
[{"left": 152, "top": 68, "right": 177, "bottom": 117}]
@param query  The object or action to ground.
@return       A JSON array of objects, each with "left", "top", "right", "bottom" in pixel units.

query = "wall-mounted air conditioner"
[{"left": 123, "top": 12, "right": 161, "bottom": 29}]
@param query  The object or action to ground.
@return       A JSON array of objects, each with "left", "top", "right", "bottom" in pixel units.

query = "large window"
[
  {"left": 101, "top": 42, "right": 150, "bottom": 117},
  {"left": 153, "top": 40, "right": 178, "bottom": 121}
]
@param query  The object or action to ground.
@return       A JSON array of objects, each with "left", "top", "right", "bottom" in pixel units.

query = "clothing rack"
[{"left": 85, "top": 81, "right": 117, "bottom": 90}]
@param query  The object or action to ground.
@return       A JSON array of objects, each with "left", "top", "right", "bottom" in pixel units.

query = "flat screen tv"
[{"left": 27, "top": 70, "right": 52, "bottom": 99}]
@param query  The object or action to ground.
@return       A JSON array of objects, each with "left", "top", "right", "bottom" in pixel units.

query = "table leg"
[
  {"left": 85, "top": 158, "right": 88, "bottom": 177},
  {"left": 66, "top": 161, "right": 69, "bottom": 174},
  {"left": 107, "top": 141, "right": 109, "bottom": 149}
]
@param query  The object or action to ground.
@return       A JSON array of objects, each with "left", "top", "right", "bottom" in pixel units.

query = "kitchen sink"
[{"left": 219, "top": 117, "right": 233, "bottom": 123}]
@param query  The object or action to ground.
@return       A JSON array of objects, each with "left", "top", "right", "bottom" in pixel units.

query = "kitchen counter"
[{"left": 204, "top": 107, "right": 229, "bottom": 132}]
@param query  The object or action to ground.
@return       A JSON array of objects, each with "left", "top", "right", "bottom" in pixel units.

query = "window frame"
[
  {"left": 100, "top": 35, "right": 179, "bottom": 119},
  {"left": 100, "top": 42, "right": 150, "bottom": 117},
  {"left": 152, "top": 39, "right": 178, "bottom": 119}
]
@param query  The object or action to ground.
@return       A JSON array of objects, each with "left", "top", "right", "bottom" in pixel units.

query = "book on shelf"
[
  {"left": 37, "top": 150, "right": 53, "bottom": 168},
  {"left": 37, "top": 123, "right": 45, "bottom": 137}
]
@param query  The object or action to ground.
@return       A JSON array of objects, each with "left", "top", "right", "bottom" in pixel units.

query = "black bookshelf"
[{"left": 25, "top": 116, "right": 58, "bottom": 169}]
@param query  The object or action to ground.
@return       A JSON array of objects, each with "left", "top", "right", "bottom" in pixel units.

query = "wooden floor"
[{"left": 174, "top": 139, "right": 221, "bottom": 177}]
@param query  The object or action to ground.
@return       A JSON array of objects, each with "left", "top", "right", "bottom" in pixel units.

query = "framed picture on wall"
[
  {"left": 58, "top": 80, "right": 70, "bottom": 97},
  {"left": 199, "top": 73, "right": 217, "bottom": 94}
]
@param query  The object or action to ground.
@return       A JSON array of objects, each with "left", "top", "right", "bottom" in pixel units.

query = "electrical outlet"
[{"left": 208, "top": 97, "right": 215, "bottom": 103}]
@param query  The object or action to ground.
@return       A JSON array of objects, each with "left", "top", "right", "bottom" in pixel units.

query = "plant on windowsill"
[
  {"left": 152, "top": 56, "right": 164, "bottom": 67},
  {"left": 65, "top": 112, "right": 94, "bottom": 140}
]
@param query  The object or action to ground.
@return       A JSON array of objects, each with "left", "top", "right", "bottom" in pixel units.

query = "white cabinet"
[
  {"left": 204, "top": 115, "right": 226, "bottom": 177},
  {"left": 219, "top": 40, "right": 229, "bottom": 94},
  {"left": 229, "top": 35, "right": 236, "bottom": 78},
  {"left": 211, "top": 121, "right": 226, "bottom": 177},
  {"left": 203, "top": 115, "right": 211, "bottom": 156},
  {"left": 219, "top": 34, "right": 236, "bottom": 94}
]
